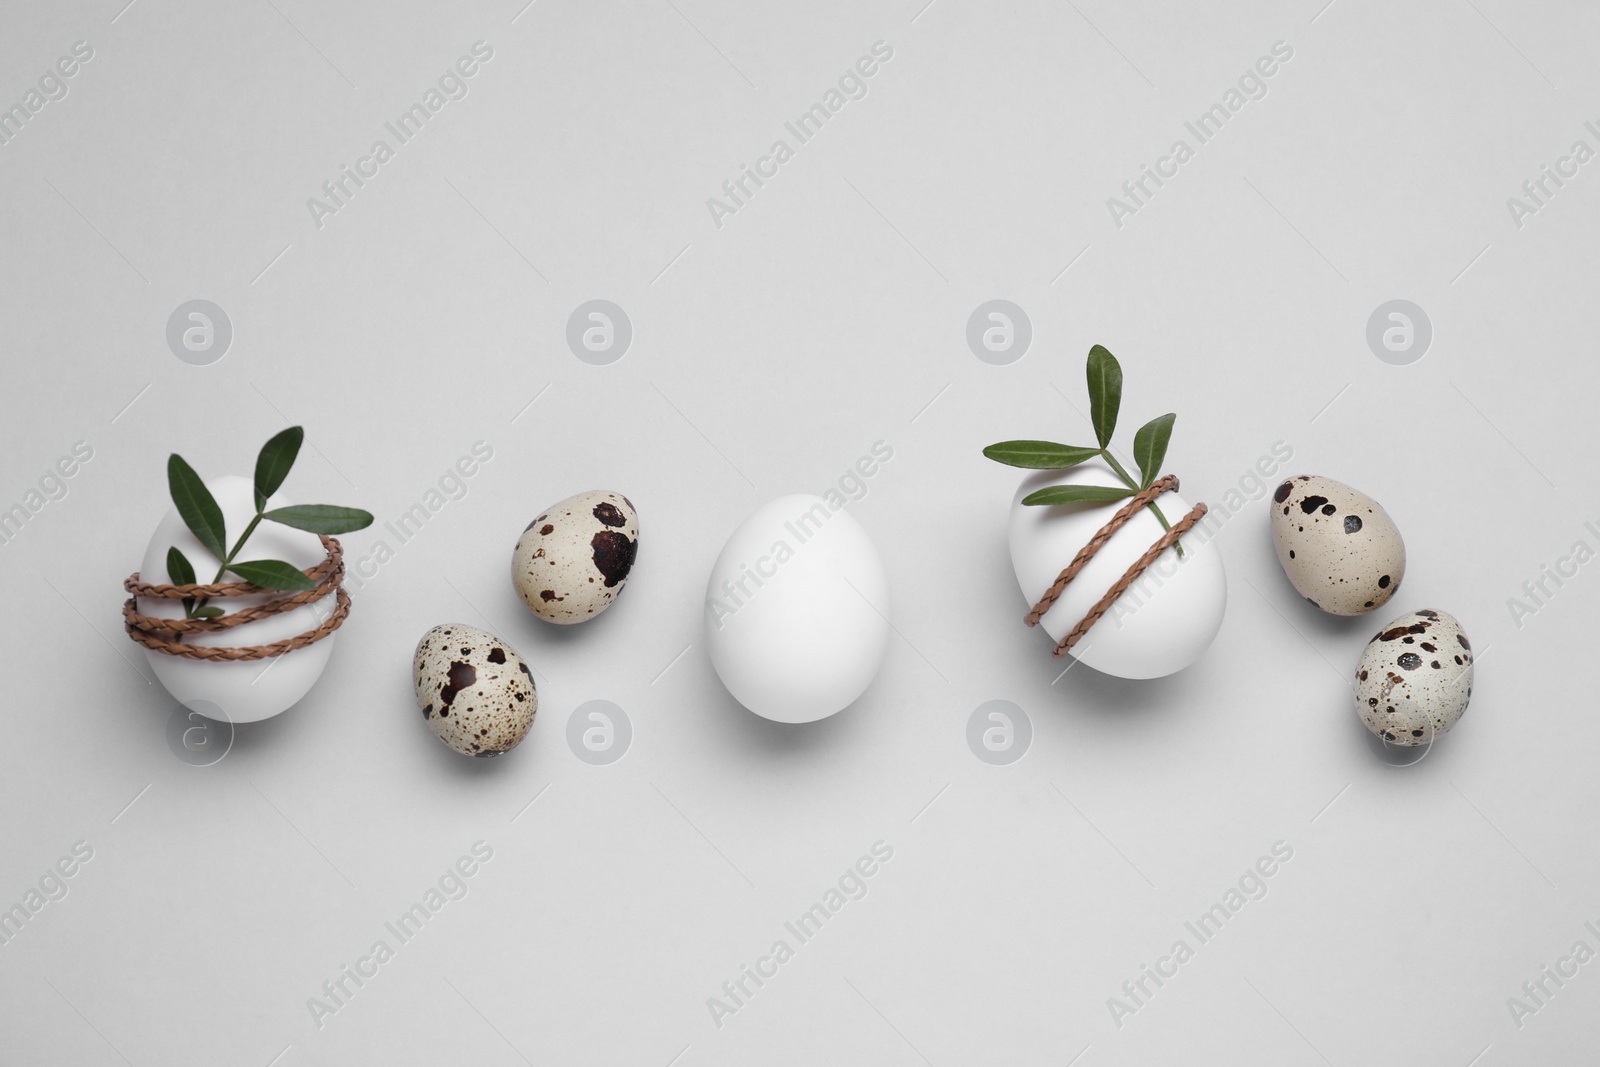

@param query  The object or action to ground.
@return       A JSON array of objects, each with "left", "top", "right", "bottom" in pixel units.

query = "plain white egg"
[
  {"left": 1008, "top": 459, "right": 1226, "bottom": 679},
  {"left": 704, "top": 494, "right": 890, "bottom": 723},
  {"left": 138, "top": 475, "right": 335, "bottom": 723}
]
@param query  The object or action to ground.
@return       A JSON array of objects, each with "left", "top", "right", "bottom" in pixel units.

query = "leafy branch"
[
  {"left": 166, "top": 427, "right": 374, "bottom": 622},
  {"left": 983, "top": 345, "right": 1185, "bottom": 555}
]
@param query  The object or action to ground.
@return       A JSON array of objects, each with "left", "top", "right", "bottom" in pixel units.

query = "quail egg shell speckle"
[
  {"left": 1354, "top": 609, "right": 1473, "bottom": 746},
  {"left": 413, "top": 624, "right": 536, "bottom": 757},
  {"left": 1270, "top": 474, "right": 1405, "bottom": 616},
  {"left": 512, "top": 490, "right": 639, "bottom": 624}
]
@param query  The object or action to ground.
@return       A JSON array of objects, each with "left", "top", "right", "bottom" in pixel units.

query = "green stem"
[
  {"left": 213, "top": 513, "right": 264, "bottom": 581},
  {"left": 188, "top": 511, "right": 264, "bottom": 617},
  {"left": 1099, "top": 449, "right": 1138, "bottom": 491},
  {"left": 1100, "top": 448, "right": 1185, "bottom": 558}
]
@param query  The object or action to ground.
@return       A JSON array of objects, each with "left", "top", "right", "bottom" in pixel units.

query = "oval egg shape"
[
  {"left": 1270, "top": 474, "right": 1405, "bottom": 616},
  {"left": 413, "top": 624, "right": 537, "bottom": 757},
  {"left": 704, "top": 494, "right": 890, "bottom": 723},
  {"left": 139, "top": 474, "right": 334, "bottom": 723},
  {"left": 1008, "top": 461, "right": 1227, "bottom": 679},
  {"left": 512, "top": 490, "right": 639, "bottom": 624},
  {"left": 1354, "top": 608, "right": 1473, "bottom": 745}
]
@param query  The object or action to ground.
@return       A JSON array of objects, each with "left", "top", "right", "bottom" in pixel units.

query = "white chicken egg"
[{"left": 704, "top": 494, "right": 890, "bottom": 723}]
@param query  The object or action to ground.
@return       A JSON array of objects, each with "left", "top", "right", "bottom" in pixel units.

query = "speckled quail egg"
[
  {"left": 512, "top": 490, "right": 639, "bottom": 624},
  {"left": 1270, "top": 474, "right": 1405, "bottom": 615},
  {"left": 413, "top": 624, "right": 536, "bottom": 757},
  {"left": 1354, "top": 609, "right": 1473, "bottom": 745}
]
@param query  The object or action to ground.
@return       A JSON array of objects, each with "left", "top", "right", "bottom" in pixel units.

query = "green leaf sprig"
[
  {"left": 165, "top": 427, "right": 374, "bottom": 623},
  {"left": 983, "top": 345, "right": 1185, "bottom": 555}
]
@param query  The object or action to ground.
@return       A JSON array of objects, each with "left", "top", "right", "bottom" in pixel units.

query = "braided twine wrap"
[
  {"left": 123, "top": 536, "right": 350, "bottom": 661},
  {"left": 1024, "top": 475, "right": 1208, "bottom": 658}
]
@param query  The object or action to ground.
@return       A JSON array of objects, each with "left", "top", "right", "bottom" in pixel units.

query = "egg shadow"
[
  {"left": 500, "top": 587, "right": 637, "bottom": 667},
  {"left": 149, "top": 688, "right": 323, "bottom": 774},
  {"left": 420, "top": 725, "right": 532, "bottom": 779},
  {"left": 707, "top": 681, "right": 872, "bottom": 764},
  {"left": 221, "top": 701, "right": 310, "bottom": 755},
  {"left": 1033, "top": 639, "right": 1196, "bottom": 718},
  {"left": 1353, "top": 709, "right": 1448, "bottom": 769},
  {"left": 1054, "top": 665, "right": 1193, "bottom": 717}
]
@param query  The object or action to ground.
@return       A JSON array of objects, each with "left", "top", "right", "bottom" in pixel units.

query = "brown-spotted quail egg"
[
  {"left": 512, "top": 490, "right": 639, "bottom": 624},
  {"left": 1270, "top": 474, "right": 1405, "bottom": 616},
  {"left": 413, "top": 624, "right": 536, "bottom": 757},
  {"left": 1354, "top": 609, "right": 1473, "bottom": 745}
]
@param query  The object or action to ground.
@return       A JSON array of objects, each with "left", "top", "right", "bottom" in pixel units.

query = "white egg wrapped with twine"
[
  {"left": 1007, "top": 460, "right": 1225, "bottom": 679},
  {"left": 985, "top": 345, "right": 1227, "bottom": 680},
  {"left": 122, "top": 429, "right": 370, "bottom": 725},
  {"left": 133, "top": 476, "right": 338, "bottom": 723}
]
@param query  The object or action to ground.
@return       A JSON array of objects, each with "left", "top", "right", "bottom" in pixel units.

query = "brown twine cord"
[
  {"left": 1024, "top": 476, "right": 1209, "bottom": 658},
  {"left": 122, "top": 536, "right": 351, "bottom": 661}
]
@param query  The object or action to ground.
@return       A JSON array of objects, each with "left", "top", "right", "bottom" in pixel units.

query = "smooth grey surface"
[{"left": 2, "top": 0, "right": 1598, "bottom": 1063}]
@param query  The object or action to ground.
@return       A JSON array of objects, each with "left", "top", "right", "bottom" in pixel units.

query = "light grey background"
[{"left": 2, "top": 0, "right": 1597, "bottom": 1063}]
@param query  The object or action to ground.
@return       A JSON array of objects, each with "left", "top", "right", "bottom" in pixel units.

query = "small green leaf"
[
  {"left": 166, "top": 545, "right": 196, "bottom": 587},
  {"left": 262, "top": 504, "right": 375, "bottom": 535},
  {"left": 1133, "top": 413, "right": 1176, "bottom": 488},
  {"left": 168, "top": 454, "right": 226, "bottom": 561},
  {"left": 192, "top": 606, "right": 226, "bottom": 618},
  {"left": 1021, "top": 484, "right": 1137, "bottom": 507},
  {"left": 254, "top": 426, "right": 303, "bottom": 502},
  {"left": 227, "top": 559, "right": 317, "bottom": 591},
  {"left": 982, "top": 441, "right": 1103, "bottom": 470},
  {"left": 1086, "top": 345, "right": 1123, "bottom": 449},
  {"left": 167, "top": 546, "right": 197, "bottom": 615}
]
